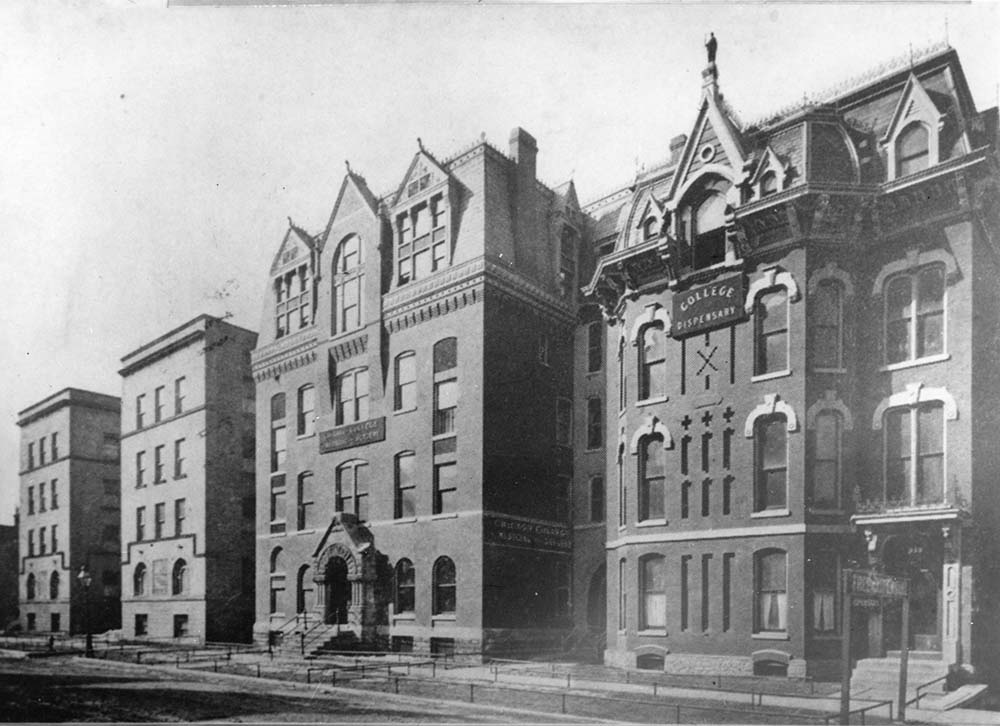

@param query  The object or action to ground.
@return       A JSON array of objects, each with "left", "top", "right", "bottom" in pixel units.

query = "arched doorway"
[
  {"left": 325, "top": 556, "right": 350, "bottom": 625},
  {"left": 882, "top": 534, "right": 942, "bottom": 651},
  {"left": 586, "top": 565, "right": 607, "bottom": 632}
]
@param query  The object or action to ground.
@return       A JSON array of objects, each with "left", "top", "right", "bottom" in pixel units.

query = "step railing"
[{"left": 906, "top": 673, "right": 950, "bottom": 709}]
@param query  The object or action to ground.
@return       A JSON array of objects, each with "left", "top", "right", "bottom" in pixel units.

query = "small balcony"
[{"left": 852, "top": 484, "right": 969, "bottom": 526}]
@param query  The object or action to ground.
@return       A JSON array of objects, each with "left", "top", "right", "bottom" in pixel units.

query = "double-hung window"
[
  {"left": 754, "top": 288, "right": 788, "bottom": 375},
  {"left": 811, "top": 411, "right": 842, "bottom": 509},
  {"left": 639, "top": 555, "right": 666, "bottom": 630},
  {"left": 432, "top": 339, "right": 457, "bottom": 436},
  {"left": 297, "top": 385, "right": 315, "bottom": 436},
  {"left": 335, "top": 369, "right": 369, "bottom": 426},
  {"left": 638, "top": 324, "right": 666, "bottom": 400},
  {"left": 394, "top": 453, "right": 416, "bottom": 519},
  {"left": 638, "top": 435, "right": 666, "bottom": 521},
  {"left": 336, "top": 461, "right": 369, "bottom": 521},
  {"left": 587, "top": 398, "right": 603, "bottom": 449},
  {"left": 884, "top": 402, "right": 944, "bottom": 507},
  {"left": 333, "top": 235, "right": 364, "bottom": 335},
  {"left": 884, "top": 265, "right": 945, "bottom": 365},
  {"left": 811, "top": 280, "right": 843, "bottom": 370},
  {"left": 755, "top": 549, "right": 788, "bottom": 633},
  {"left": 270, "top": 393, "right": 287, "bottom": 472},
  {"left": 754, "top": 415, "right": 788, "bottom": 512},
  {"left": 394, "top": 353, "right": 417, "bottom": 411}
]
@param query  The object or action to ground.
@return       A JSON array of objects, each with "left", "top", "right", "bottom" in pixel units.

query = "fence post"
[
  {"left": 561, "top": 693, "right": 566, "bottom": 714},
  {"left": 394, "top": 677, "right": 399, "bottom": 694},
  {"left": 307, "top": 669, "right": 311, "bottom": 684},
  {"left": 469, "top": 683, "right": 474, "bottom": 703},
  {"left": 653, "top": 683, "right": 658, "bottom": 696},
  {"left": 214, "top": 658, "right": 218, "bottom": 673},
  {"left": 675, "top": 704, "right": 681, "bottom": 723},
  {"left": 257, "top": 663, "right": 261, "bottom": 678},
  {"left": 332, "top": 671, "right": 337, "bottom": 687},
  {"left": 566, "top": 673, "right": 571, "bottom": 689},
  {"left": 432, "top": 661, "right": 437, "bottom": 678}
]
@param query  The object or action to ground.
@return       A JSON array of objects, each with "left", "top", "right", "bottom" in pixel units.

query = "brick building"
[
  {"left": 16, "top": 388, "right": 121, "bottom": 635},
  {"left": 119, "top": 315, "right": 258, "bottom": 643},
  {"left": 584, "top": 42, "right": 1000, "bottom": 684},
  {"left": 0, "top": 520, "right": 19, "bottom": 631},
  {"left": 252, "top": 130, "right": 597, "bottom": 655}
]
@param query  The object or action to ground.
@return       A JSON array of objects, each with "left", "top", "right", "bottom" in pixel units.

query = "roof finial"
[
  {"left": 287, "top": 216, "right": 295, "bottom": 228},
  {"left": 705, "top": 32, "right": 717, "bottom": 65},
  {"left": 345, "top": 160, "right": 352, "bottom": 174},
  {"left": 417, "top": 137, "right": 424, "bottom": 151}
]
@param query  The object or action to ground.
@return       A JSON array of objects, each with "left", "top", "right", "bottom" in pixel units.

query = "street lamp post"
[{"left": 77, "top": 566, "right": 94, "bottom": 658}]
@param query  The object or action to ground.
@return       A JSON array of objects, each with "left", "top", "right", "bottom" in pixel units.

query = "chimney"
[
  {"left": 509, "top": 127, "right": 538, "bottom": 185},
  {"left": 670, "top": 134, "right": 688, "bottom": 162}
]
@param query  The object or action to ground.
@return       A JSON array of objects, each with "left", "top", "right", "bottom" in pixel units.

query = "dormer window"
[
  {"left": 896, "top": 123, "right": 930, "bottom": 178},
  {"left": 274, "top": 264, "right": 311, "bottom": 339},
  {"left": 682, "top": 191, "right": 727, "bottom": 270},
  {"left": 760, "top": 171, "right": 778, "bottom": 198},
  {"left": 642, "top": 217, "right": 658, "bottom": 242},
  {"left": 397, "top": 193, "right": 448, "bottom": 286}
]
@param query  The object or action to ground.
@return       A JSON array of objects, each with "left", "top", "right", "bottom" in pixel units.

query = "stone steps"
[{"left": 850, "top": 654, "right": 949, "bottom": 703}]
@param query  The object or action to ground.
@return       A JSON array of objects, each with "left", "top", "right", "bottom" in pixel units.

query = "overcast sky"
[{"left": 1, "top": 1, "right": 998, "bottom": 525}]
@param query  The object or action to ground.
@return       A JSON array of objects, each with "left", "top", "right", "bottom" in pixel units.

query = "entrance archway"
[
  {"left": 325, "top": 556, "right": 350, "bottom": 625},
  {"left": 883, "top": 534, "right": 942, "bottom": 651},
  {"left": 586, "top": 565, "right": 607, "bottom": 632}
]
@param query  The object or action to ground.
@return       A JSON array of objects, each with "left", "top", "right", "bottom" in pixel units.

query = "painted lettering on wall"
[
  {"left": 319, "top": 417, "right": 386, "bottom": 454},
  {"left": 671, "top": 275, "right": 745, "bottom": 337},
  {"left": 483, "top": 514, "right": 571, "bottom": 552}
]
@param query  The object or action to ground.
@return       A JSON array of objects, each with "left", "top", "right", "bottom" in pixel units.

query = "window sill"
[
  {"left": 295, "top": 433, "right": 316, "bottom": 441},
  {"left": 173, "top": 475, "right": 188, "bottom": 481},
  {"left": 431, "top": 513, "right": 459, "bottom": 520},
  {"left": 636, "top": 519, "right": 668, "bottom": 528},
  {"left": 751, "top": 509, "right": 791, "bottom": 519},
  {"left": 432, "top": 433, "right": 457, "bottom": 443},
  {"left": 393, "top": 613, "right": 416, "bottom": 622},
  {"left": 808, "top": 508, "right": 845, "bottom": 516},
  {"left": 636, "top": 629, "right": 668, "bottom": 637},
  {"left": 879, "top": 353, "right": 950, "bottom": 373},
  {"left": 393, "top": 407, "right": 417, "bottom": 417},
  {"left": 294, "top": 528, "right": 317, "bottom": 536},
  {"left": 431, "top": 614, "right": 456, "bottom": 623},
  {"left": 586, "top": 370, "right": 603, "bottom": 378},
  {"left": 619, "top": 408, "right": 626, "bottom": 419},
  {"left": 752, "top": 631, "right": 790, "bottom": 641},
  {"left": 812, "top": 367, "right": 846, "bottom": 375},
  {"left": 393, "top": 517, "right": 418, "bottom": 525},
  {"left": 585, "top": 446, "right": 602, "bottom": 453},
  {"left": 751, "top": 370, "right": 792, "bottom": 383},
  {"left": 636, "top": 396, "right": 669, "bottom": 408}
]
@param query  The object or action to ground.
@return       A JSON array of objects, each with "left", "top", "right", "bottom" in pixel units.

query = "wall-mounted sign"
[
  {"left": 484, "top": 514, "right": 571, "bottom": 553},
  {"left": 846, "top": 569, "right": 909, "bottom": 598},
  {"left": 319, "top": 417, "right": 386, "bottom": 454},
  {"left": 671, "top": 274, "right": 745, "bottom": 337}
]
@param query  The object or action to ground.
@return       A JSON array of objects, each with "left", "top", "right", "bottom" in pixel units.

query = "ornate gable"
[
  {"left": 668, "top": 92, "right": 747, "bottom": 206},
  {"left": 743, "top": 145, "right": 792, "bottom": 201},
  {"left": 623, "top": 189, "right": 667, "bottom": 248},
  {"left": 321, "top": 169, "right": 381, "bottom": 252},
  {"left": 269, "top": 222, "right": 315, "bottom": 277},
  {"left": 882, "top": 73, "right": 946, "bottom": 146},
  {"left": 391, "top": 145, "right": 450, "bottom": 209}
]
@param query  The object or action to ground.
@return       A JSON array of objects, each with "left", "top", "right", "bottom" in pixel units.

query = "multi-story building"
[
  {"left": 16, "top": 388, "right": 121, "bottom": 635},
  {"left": 252, "top": 130, "right": 595, "bottom": 655},
  {"left": 119, "top": 315, "right": 258, "bottom": 643},
  {"left": 584, "top": 41, "right": 1000, "bottom": 685},
  {"left": 0, "top": 519, "right": 20, "bottom": 631}
]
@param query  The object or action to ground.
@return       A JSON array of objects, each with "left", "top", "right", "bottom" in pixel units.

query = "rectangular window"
[
  {"left": 755, "top": 416, "right": 788, "bottom": 511},
  {"left": 885, "top": 266, "right": 945, "bottom": 364},
  {"left": 270, "top": 475, "right": 287, "bottom": 534},
  {"left": 174, "top": 499, "right": 186, "bottom": 536},
  {"left": 270, "top": 426, "right": 287, "bottom": 472},
  {"left": 680, "top": 555, "right": 690, "bottom": 631},
  {"left": 154, "top": 445, "right": 165, "bottom": 483},
  {"left": 39, "top": 437, "right": 46, "bottom": 466},
  {"left": 722, "top": 552, "right": 734, "bottom": 632},
  {"left": 754, "top": 289, "right": 788, "bottom": 375},
  {"left": 38, "top": 527, "right": 46, "bottom": 554},
  {"left": 884, "top": 402, "right": 944, "bottom": 507},
  {"left": 154, "top": 502, "right": 165, "bottom": 539},
  {"left": 27, "top": 486, "right": 34, "bottom": 515},
  {"left": 136, "top": 451, "right": 146, "bottom": 488},
  {"left": 50, "top": 479, "right": 58, "bottom": 509},
  {"left": 50, "top": 433, "right": 58, "bottom": 460},
  {"left": 394, "top": 453, "right": 416, "bottom": 519},
  {"left": 756, "top": 551, "right": 788, "bottom": 632},
  {"left": 136, "top": 394, "right": 145, "bottom": 429},
  {"left": 618, "top": 559, "right": 627, "bottom": 630},
  {"left": 297, "top": 386, "right": 315, "bottom": 436},
  {"left": 617, "top": 454, "right": 626, "bottom": 527},
  {"left": 135, "top": 614, "right": 148, "bottom": 636},
  {"left": 39, "top": 482, "right": 46, "bottom": 512},
  {"left": 587, "top": 321, "right": 603, "bottom": 373},
  {"left": 296, "top": 473, "right": 313, "bottom": 530},
  {"left": 173, "top": 439, "right": 186, "bottom": 478},
  {"left": 174, "top": 376, "right": 186, "bottom": 415},
  {"left": 587, "top": 397, "right": 603, "bottom": 449},
  {"left": 812, "top": 412, "right": 841, "bottom": 508},
  {"left": 27, "top": 613, "right": 35, "bottom": 631},
  {"left": 28, "top": 529, "right": 34, "bottom": 556},
  {"left": 336, "top": 464, "right": 369, "bottom": 521},
  {"left": 173, "top": 614, "right": 189, "bottom": 638},
  {"left": 433, "top": 462, "right": 457, "bottom": 515},
  {"left": 590, "top": 476, "right": 605, "bottom": 522},
  {"left": 51, "top": 524, "right": 57, "bottom": 552},
  {"left": 701, "top": 554, "right": 711, "bottom": 632},
  {"left": 50, "top": 613, "right": 60, "bottom": 632},
  {"left": 812, "top": 280, "right": 843, "bottom": 369},
  {"left": 394, "top": 353, "right": 417, "bottom": 411},
  {"left": 433, "top": 379, "right": 458, "bottom": 436},
  {"left": 136, "top": 507, "right": 146, "bottom": 541},
  {"left": 154, "top": 385, "right": 165, "bottom": 422},
  {"left": 555, "top": 397, "right": 572, "bottom": 447},
  {"left": 812, "top": 551, "right": 838, "bottom": 633},
  {"left": 640, "top": 556, "right": 666, "bottom": 630},
  {"left": 639, "top": 437, "right": 666, "bottom": 522},
  {"left": 28, "top": 442, "right": 34, "bottom": 470},
  {"left": 640, "top": 325, "right": 666, "bottom": 400},
  {"left": 335, "top": 368, "right": 369, "bottom": 426}
]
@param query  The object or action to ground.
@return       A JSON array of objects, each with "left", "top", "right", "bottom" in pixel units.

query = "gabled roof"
[
  {"left": 319, "top": 167, "right": 380, "bottom": 252},
  {"left": 390, "top": 142, "right": 450, "bottom": 208},
  {"left": 553, "top": 180, "right": 581, "bottom": 218},
  {"left": 268, "top": 220, "right": 316, "bottom": 277},
  {"left": 881, "top": 72, "right": 948, "bottom": 143}
]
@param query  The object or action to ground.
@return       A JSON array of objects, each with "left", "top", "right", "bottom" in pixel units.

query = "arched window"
[
  {"left": 336, "top": 461, "right": 369, "bottom": 521},
  {"left": 754, "top": 288, "right": 788, "bottom": 376},
  {"left": 26, "top": 573, "right": 36, "bottom": 600},
  {"left": 884, "top": 402, "right": 944, "bottom": 507},
  {"left": 395, "top": 559, "right": 415, "bottom": 614},
  {"left": 618, "top": 337, "right": 626, "bottom": 410},
  {"left": 639, "top": 555, "right": 666, "bottom": 630},
  {"left": 432, "top": 557, "right": 456, "bottom": 615},
  {"left": 681, "top": 188, "right": 728, "bottom": 270},
  {"left": 133, "top": 564, "right": 146, "bottom": 597},
  {"left": 884, "top": 265, "right": 945, "bottom": 365},
  {"left": 811, "top": 411, "right": 843, "bottom": 509},
  {"left": 296, "top": 565, "right": 312, "bottom": 614},
  {"left": 172, "top": 559, "right": 187, "bottom": 596},
  {"left": 617, "top": 444, "right": 626, "bottom": 527},
  {"left": 638, "top": 435, "right": 666, "bottom": 522},
  {"left": 270, "top": 547, "right": 284, "bottom": 574},
  {"left": 269, "top": 547, "right": 285, "bottom": 615},
  {"left": 333, "top": 235, "right": 364, "bottom": 335},
  {"left": 754, "top": 415, "right": 788, "bottom": 512},
  {"left": 297, "top": 385, "right": 315, "bottom": 437},
  {"left": 760, "top": 171, "right": 778, "bottom": 198},
  {"left": 638, "top": 323, "right": 665, "bottom": 401},
  {"left": 49, "top": 571, "right": 59, "bottom": 600},
  {"left": 394, "top": 352, "right": 417, "bottom": 411},
  {"left": 811, "top": 280, "right": 843, "bottom": 370},
  {"left": 896, "top": 123, "right": 930, "bottom": 177},
  {"left": 755, "top": 549, "right": 787, "bottom": 633}
]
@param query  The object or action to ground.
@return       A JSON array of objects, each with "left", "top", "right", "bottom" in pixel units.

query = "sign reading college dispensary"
[
  {"left": 671, "top": 275, "right": 745, "bottom": 338},
  {"left": 319, "top": 417, "right": 386, "bottom": 453}
]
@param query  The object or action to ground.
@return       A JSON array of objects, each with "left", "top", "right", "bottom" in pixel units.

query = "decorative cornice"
[
  {"left": 329, "top": 333, "right": 368, "bottom": 364},
  {"left": 252, "top": 334, "right": 319, "bottom": 382}
]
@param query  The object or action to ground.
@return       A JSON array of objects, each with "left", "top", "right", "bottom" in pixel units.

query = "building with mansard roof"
[
  {"left": 250, "top": 39, "right": 1000, "bottom": 692},
  {"left": 585, "top": 41, "right": 1000, "bottom": 687}
]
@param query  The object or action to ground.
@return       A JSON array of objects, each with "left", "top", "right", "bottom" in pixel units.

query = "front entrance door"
[
  {"left": 324, "top": 556, "right": 350, "bottom": 625},
  {"left": 883, "top": 534, "right": 942, "bottom": 651}
]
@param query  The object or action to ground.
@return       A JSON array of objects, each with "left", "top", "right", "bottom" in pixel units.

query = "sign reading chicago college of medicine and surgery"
[
  {"left": 319, "top": 417, "right": 386, "bottom": 454},
  {"left": 671, "top": 275, "right": 745, "bottom": 338},
  {"left": 483, "top": 514, "right": 572, "bottom": 553}
]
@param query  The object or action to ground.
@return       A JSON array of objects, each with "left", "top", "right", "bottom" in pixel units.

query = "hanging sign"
[{"left": 671, "top": 275, "right": 745, "bottom": 337}]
